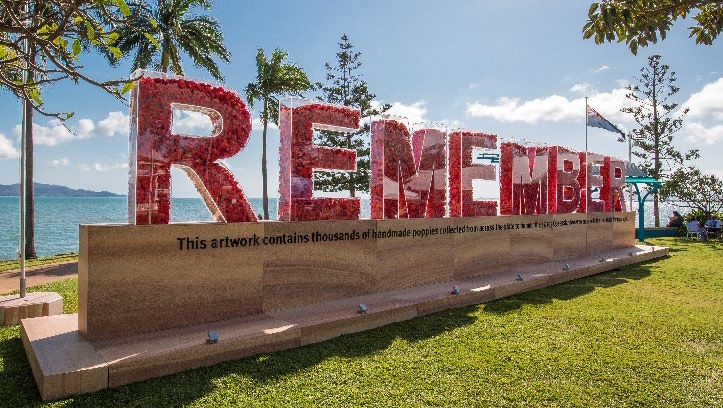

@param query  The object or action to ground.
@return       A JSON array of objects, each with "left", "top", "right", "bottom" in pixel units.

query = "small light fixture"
[
  {"left": 358, "top": 304, "right": 368, "bottom": 314},
  {"left": 628, "top": 252, "right": 634, "bottom": 257},
  {"left": 516, "top": 274, "right": 524, "bottom": 281},
  {"left": 599, "top": 257, "right": 606, "bottom": 262},
  {"left": 563, "top": 263, "right": 570, "bottom": 271},
  {"left": 451, "top": 286, "right": 460, "bottom": 295},
  {"left": 206, "top": 330, "right": 219, "bottom": 344}
]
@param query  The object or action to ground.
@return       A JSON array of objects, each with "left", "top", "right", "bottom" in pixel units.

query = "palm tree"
[
  {"left": 244, "top": 49, "right": 312, "bottom": 220},
  {"left": 114, "top": 0, "right": 230, "bottom": 81},
  {"left": 21, "top": 46, "right": 38, "bottom": 260}
]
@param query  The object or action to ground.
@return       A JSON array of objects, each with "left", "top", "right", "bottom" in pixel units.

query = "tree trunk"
[
  {"left": 160, "top": 43, "right": 169, "bottom": 76},
  {"left": 261, "top": 98, "right": 269, "bottom": 220},
  {"left": 24, "top": 41, "right": 37, "bottom": 260},
  {"left": 24, "top": 95, "right": 37, "bottom": 259},
  {"left": 653, "top": 194, "right": 660, "bottom": 228},
  {"left": 652, "top": 66, "right": 660, "bottom": 228},
  {"left": 347, "top": 133, "right": 355, "bottom": 197}
]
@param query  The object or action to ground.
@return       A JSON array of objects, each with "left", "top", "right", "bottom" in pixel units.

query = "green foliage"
[
  {"left": 244, "top": 48, "right": 313, "bottom": 219},
  {"left": 0, "top": 0, "right": 140, "bottom": 118},
  {"left": 245, "top": 49, "right": 313, "bottom": 125},
  {"left": 112, "top": 0, "right": 230, "bottom": 81},
  {"left": 314, "top": 34, "right": 390, "bottom": 197},
  {"left": 3, "top": 238, "right": 723, "bottom": 405},
  {"left": 683, "top": 208, "right": 723, "bottom": 224},
  {"left": 622, "top": 54, "right": 698, "bottom": 227},
  {"left": 583, "top": 1, "right": 723, "bottom": 54},
  {"left": 662, "top": 166, "right": 723, "bottom": 220}
]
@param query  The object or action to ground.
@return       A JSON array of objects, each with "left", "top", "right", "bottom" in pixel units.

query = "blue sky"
[{"left": 0, "top": 0, "right": 721, "bottom": 198}]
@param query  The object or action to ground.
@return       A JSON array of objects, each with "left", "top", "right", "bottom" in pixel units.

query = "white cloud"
[
  {"left": 10, "top": 111, "right": 130, "bottom": 147},
  {"left": 76, "top": 119, "right": 96, "bottom": 138},
  {"left": 616, "top": 79, "right": 630, "bottom": 88},
  {"left": 684, "top": 122, "right": 723, "bottom": 145},
  {"left": 593, "top": 65, "right": 610, "bottom": 74},
  {"left": 172, "top": 109, "right": 214, "bottom": 136},
  {"left": 0, "top": 133, "right": 19, "bottom": 159},
  {"left": 465, "top": 87, "right": 632, "bottom": 124},
  {"left": 684, "top": 78, "right": 723, "bottom": 120},
  {"left": 570, "top": 83, "right": 593, "bottom": 94},
  {"left": 48, "top": 157, "right": 69, "bottom": 167},
  {"left": 467, "top": 95, "right": 577, "bottom": 123},
  {"left": 371, "top": 100, "right": 429, "bottom": 124},
  {"left": 436, "top": 119, "right": 465, "bottom": 130},
  {"left": 98, "top": 111, "right": 129, "bottom": 137},
  {"left": 252, "top": 116, "right": 278, "bottom": 131},
  {"left": 442, "top": 119, "right": 465, "bottom": 129},
  {"left": 13, "top": 120, "right": 89, "bottom": 146},
  {"left": 78, "top": 162, "right": 128, "bottom": 172}
]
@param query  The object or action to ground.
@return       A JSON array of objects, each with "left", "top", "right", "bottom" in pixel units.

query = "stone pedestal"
[
  {"left": 0, "top": 292, "right": 63, "bottom": 326},
  {"left": 22, "top": 244, "right": 668, "bottom": 401}
]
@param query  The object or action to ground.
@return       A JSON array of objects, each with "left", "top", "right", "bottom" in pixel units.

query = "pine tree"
[
  {"left": 314, "top": 34, "right": 389, "bottom": 197},
  {"left": 622, "top": 54, "right": 699, "bottom": 227}
]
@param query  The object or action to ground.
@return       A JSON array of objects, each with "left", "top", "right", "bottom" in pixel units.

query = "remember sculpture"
[{"left": 128, "top": 74, "right": 626, "bottom": 225}]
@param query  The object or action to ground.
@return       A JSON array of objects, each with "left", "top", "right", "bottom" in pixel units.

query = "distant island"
[{"left": 0, "top": 183, "right": 124, "bottom": 197}]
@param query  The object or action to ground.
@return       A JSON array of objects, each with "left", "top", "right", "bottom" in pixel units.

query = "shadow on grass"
[
  {"left": 55, "top": 306, "right": 479, "bottom": 407},
  {"left": 78, "top": 267, "right": 662, "bottom": 406},
  {"left": 662, "top": 239, "right": 722, "bottom": 253},
  {"left": 0, "top": 332, "right": 40, "bottom": 406},
  {"left": 483, "top": 260, "right": 655, "bottom": 315},
  {"left": 1, "top": 262, "right": 666, "bottom": 406}
]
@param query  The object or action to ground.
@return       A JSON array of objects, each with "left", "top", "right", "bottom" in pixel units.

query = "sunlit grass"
[
  {"left": 0, "top": 254, "right": 78, "bottom": 274},
  {"left": 1, "top": 238, "right": 722, "bottom": 407}
]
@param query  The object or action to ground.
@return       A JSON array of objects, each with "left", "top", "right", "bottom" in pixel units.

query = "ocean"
[{"left": 0, "top": 196, "right": 677, "bottom": 260}]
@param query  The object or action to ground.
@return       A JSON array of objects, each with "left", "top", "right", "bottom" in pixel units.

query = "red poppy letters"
[
  {"left": 129, "top": 76, "right": 256, "bottom": 224},
  {"left": 128, "top": 76, "right": 626, "bottom": 224}
]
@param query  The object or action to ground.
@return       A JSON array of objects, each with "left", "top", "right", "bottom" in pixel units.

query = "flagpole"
[
  {"left": 629, "top": 134, "right": 633, "bottom": 212},
  {"left": 585, "top": 97, "right": 588, "bottom": 212}
]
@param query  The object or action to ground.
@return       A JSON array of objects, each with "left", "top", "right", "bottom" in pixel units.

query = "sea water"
[
  {"left": 0, "top": 196, "right": 274, "bottom": 259},
  {"left": 0, "top": 196, "right": 677, "bottom": 260}
]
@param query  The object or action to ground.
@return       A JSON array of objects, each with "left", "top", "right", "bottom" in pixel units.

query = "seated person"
[
  {"left": 705, "top": 215, "right": 721, "bottom": 238},
  {"left": 686, "top": 220, "right": 704, "bottom": 240},
  {"left": 667, "top": 211, "right": 684, "bottom": 228}
]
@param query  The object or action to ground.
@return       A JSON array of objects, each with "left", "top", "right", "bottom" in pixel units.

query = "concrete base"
[
  {"left": 22, "top": 245, "right": 667, "bottom": 401},
  {"left": 1, "top": 292, "right": 62, "bottom": 326}
]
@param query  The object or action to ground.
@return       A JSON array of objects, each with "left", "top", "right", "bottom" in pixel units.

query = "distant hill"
[{"left": 0, "top": 183, "right": 124, "bottom": 197}]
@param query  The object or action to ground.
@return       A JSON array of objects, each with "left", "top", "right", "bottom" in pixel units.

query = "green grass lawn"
[
  {"left": 1, "top": 238, "right": 722, "bottom": 407},
  {"left": 0, "top": 254, "right": 78, "bottom": 274}
]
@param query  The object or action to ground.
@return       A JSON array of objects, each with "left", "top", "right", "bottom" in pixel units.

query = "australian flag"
[{"left": 587, "top": 105, "right": 624, "bottom": 138}]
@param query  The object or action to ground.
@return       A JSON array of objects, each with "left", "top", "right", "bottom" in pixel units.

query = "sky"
[{"left": 0, "top": 0, "right": 721, "bottom": 199}]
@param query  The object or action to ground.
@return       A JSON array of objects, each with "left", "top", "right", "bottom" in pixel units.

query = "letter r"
[{"left": 129, "top": 76, "right": 256, "bottom": 224}]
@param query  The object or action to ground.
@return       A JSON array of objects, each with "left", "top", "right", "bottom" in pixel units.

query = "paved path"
[{"left": 0, "top": 261, "right": 78, "bottom": 294}]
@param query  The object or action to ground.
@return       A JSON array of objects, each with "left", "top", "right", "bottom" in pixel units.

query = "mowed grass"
[
  {"left": 1, "top": 238, "right": 722, "bottom": 407},
  {"left": 0, "top": 254, "right": 78, "bottom": 274}
]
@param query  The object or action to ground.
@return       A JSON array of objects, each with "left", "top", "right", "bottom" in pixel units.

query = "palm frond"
[{"left": 113, "top": 0, "right": 227, "bottom": 79}]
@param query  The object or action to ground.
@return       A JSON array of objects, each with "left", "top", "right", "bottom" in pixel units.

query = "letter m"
[{"left": 370, "top": 119, "right": 447, "bottom": 219}]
